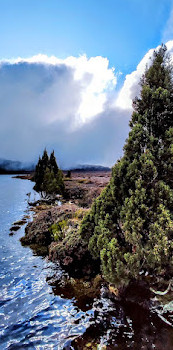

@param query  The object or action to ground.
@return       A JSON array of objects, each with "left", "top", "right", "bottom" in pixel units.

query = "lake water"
[
  {"left": 0, "top": 175, "right": 173, "bottom": 349},
  {"left": 0, "top": 176, "right": 92, "bottom": 349}
]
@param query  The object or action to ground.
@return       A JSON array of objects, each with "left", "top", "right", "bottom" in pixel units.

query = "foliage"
[
  {"left": 34, "top": 149, "right": 64, "bottom": 195},
  {"left": 79, "top": 45, "right": 173, "bottom": 284},
  {"left": 74, "top": 208, "right": 87, "bottom": 219},
  {"left": 49, "top": 220, "right": 68, "bottom": 241}
]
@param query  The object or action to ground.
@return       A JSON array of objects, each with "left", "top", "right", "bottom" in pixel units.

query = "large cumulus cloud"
[
  {"left": 116, "top": 41, "right": 173, "bottom": 111},
  {"left": 1, "top": 42, "right": 173, "bottom": 168}
]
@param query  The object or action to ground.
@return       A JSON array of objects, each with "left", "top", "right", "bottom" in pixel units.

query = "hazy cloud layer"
[{"left": 1, "top": 42, "right": 173, "bottom": 168}]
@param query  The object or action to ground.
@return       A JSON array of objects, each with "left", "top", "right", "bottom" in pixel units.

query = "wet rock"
[
  {"left": 9, "top": 219, "right": 28, "bottom": 236},
  {"left": 21, "top": 209, "right": 53, "bottom": 246},
  {"left": 50, "top": 274, "right": 103, "bottom": 311},
  {"left": 13, "top": 219, "right": 27, "bottom": 226},
  {"left": 9, "top": 231, "right": 15, "bottom": 236},
  {"left": 10, "top": 225, "right": 20, "bottom": 232},
  {"left": 29, "top": 244, "right": 48, "bottom": 257}
]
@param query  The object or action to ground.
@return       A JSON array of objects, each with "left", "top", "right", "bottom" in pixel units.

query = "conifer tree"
[
  {"left": 80, "top": 45, "right": 173, "bottom": 284},
  {"left": 50, "top": 151, "right": 59, "bottom": 174},
  {"left": 34, "top": 150, "right": 64, "bottom": 196},
  {"left": 34, "top": 156, "right": 43, "bottom": 192}
]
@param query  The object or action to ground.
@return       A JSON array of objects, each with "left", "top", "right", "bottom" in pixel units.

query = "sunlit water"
[
  {"left": 0, "top": 176, "right": 92, "bottom": 349},
  {"left": 0, "top": 175, "right": 173, "bottom": 350}
]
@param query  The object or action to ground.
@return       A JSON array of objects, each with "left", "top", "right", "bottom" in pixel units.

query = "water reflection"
[{"left": 69, "top": 295, "right": 173, "bottom": 349}]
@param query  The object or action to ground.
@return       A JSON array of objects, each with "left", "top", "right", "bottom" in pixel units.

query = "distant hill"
[
  {"left": 70, "top": 164, "right": 111, "bottom": 172},
  {"left": 0, "top": 158, "right": 35, "bottom": 174},
  {"left": 0, "top": 158, "right": 111, "bottom": 174}
]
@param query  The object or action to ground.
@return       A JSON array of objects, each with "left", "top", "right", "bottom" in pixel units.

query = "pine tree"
[
  {"left": 50, "top": 151, "right": 59, "bottom": 174},
  {"left": 33, "top": 156, "right": 43, "bottom": 192},
  {"left": 34, "top": 150, "right": 64, "bottom": 196},
  {"left": 80, "top": 45, "right": 173, "bottom": 284},
  {"left": 41, "top": 167, "right": 61, "bottom": 194}
]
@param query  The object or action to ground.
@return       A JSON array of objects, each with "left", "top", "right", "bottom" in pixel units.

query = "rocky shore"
[
  {"left": 20, "top": 171, "right": 110, "bottom": 277},
  {"left": 18, "top": 170, "right": 173, "bottom": 334}
]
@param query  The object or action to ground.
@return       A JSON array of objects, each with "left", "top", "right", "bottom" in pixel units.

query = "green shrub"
[{"left": 49, "top": 220, "right": 68, "bottom": 241}]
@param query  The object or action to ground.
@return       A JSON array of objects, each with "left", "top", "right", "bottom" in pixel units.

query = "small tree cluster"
[
  {"left": 34, "top": 149, "right": 64, "bottom": 196},
  {"left": 80, "top": 45, "right": 173, "bottom": 284}
]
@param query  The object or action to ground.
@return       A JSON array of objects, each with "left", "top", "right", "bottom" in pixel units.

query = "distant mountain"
[
  {"left": 69, "top": 164, "right": 111, "bottom": 172},
  {"left": 0, "top": 158, "right": 111, "bottom": 174},
  {"left": 0, "top": 158, "right": 35, "bottom": 174}
]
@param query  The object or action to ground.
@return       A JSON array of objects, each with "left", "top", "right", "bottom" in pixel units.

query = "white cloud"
[
  {"left": 165, "top": 39, "right": 173, "bottom": 57},
  {"left": 1, "top": 42, "right": 173, "bottom": 167},
  {"left": 116, "top": 47, "right": 158, "bottom": 110},
  {"left": 0, "top": 54, "right": 116, "bottom": 126},
  {"left": 116, "top": 41, "right": 173, "bottom": 111},
  {"left": 0, "top": 54, "right": 122, "bottom": 167}
]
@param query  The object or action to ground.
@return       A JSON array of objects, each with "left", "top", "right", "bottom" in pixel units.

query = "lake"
[{"left": 0, "top": 175, "right": 172, "bottom": 349}]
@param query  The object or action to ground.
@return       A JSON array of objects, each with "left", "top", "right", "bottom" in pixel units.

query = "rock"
[
  {"left": 20, "top": 203, "right": 84, "bottom": 247},
  {"left": 21, "top": 201, "right": 100, "bottom": 278},
  {"left": 49, "top": 274, "right": 103, "bottom": 311},
  {"left": 10, "top": 225, "right": 20, "bottom": 232},
  {"left": 13, "top": 219, "right": 27, "bottom": 226},
  {"left": 21, "top": 209, "right": 53, "bottom": 246},
  {"left": 9, "top": 231, "right": 15, "bottom": 236},
  {"left": 49, "top": 228, "right": 100, "bottom": 278},
  {"left": 9, "top": 219, "right": 28, "bottom": 236},
  {"left": 20, "top": 175, "right": 107, "bottom": 277}
]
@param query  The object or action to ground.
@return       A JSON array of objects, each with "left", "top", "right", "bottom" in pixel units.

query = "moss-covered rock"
[
  {"left": 49, "top": 221, "right": 100, "bottom": 278},
  {"left": 21, "top": 203, "right": 80, "bottom": 246},
  {"left": 21, "top": 202, "right": 99, "bottom": 277},
  {"left": 21, "top": 210, "right": 53, "bottom": 246}
]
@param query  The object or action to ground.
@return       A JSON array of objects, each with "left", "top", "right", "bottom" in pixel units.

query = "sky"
[{"left": 1, "top": 0, "right": 173, "bottom": 167}]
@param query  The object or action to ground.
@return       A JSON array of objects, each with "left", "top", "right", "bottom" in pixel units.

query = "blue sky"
[
  {"left": 1, "top": 0, "right": 173, "bottom": 166},
  {"left": 0, "top": 0, "right": 172, "bottom": 73}
]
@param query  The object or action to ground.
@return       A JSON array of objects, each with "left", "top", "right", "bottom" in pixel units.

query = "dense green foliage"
[
  {"left": 80, "top": 45, "right": 173, "bottom": 284},
  {"left": 34, "top": 150, "right": 64, "bottom": 195},
  {"left": 49, "top": 220, "right": 68, "bottom": 241}
]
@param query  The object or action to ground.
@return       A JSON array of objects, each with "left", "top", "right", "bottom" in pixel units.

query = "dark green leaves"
[{"left": 79, "top": 45, "right": 173, "bottom": 284}]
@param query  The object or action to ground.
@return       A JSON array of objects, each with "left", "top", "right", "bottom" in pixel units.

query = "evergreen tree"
[
  {"left": 41, "top": 167, "right": 62, "bottom": 194},
  {"left": 50, "top": 151, "right": 59, "bottom": 174},
  {"left": 80, "top": 45, "right": 173, "bottom": 284},
  {"left": 34, "top": 150, "right": 64, "bottom": 196},
  {"left": 42, "top": 149, "right": 49, "bottom": 169},
  {"left": 33, "top": 156, "right": 43, "bottom": 192}
]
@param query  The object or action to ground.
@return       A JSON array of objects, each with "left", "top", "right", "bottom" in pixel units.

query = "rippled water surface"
[
  {"left": 0, "top": 176, "right": 92, "bottom": 349},
  {"left": 0, "top": 175, "right": 173, "bottom": 350}
]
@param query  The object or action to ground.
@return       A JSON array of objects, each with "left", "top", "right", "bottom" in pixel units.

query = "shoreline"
[
  {"left": 6, "top": 170, "right": 172, "bottom": 348},
  {"left": 20, "top": 171, "right": 111, "bottom": 277},
  {"left": 18, "top": 171, "right": 173, "bottom": 320}
]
